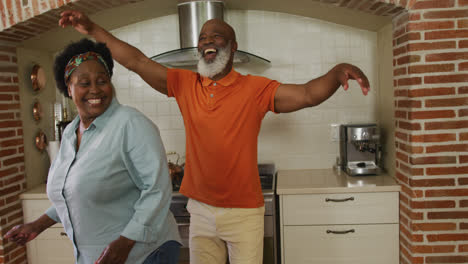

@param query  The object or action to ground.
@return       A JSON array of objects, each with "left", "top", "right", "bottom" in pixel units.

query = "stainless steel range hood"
[{"left": 150, "top": 0, "right": 270, "bottom": 68}]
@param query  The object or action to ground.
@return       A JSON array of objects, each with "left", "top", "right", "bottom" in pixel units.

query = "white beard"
[{"left": 197, "top": 43, "right": 231, "bottom": 79}]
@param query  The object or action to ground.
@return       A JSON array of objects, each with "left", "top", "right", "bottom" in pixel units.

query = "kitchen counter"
[
  {"left": 278, "top": 169, "right": 400, "bottom": 263},
  {"left": 20, "top": 184, "right": 190, "bottom": 199},
  {"left": 25, "top": 169, "right": 401, "bottom": 198},
  {"left": 276, "top": 168, "right": 400, "bottom": 194},
  {"left": 20, "top": 184, "right": 48, "bottom": 199}
]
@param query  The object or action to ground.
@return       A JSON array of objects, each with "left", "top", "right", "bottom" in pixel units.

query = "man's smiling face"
[
  {"left": 197, "top": 19, "right": 237, "bottom": 64},
  {"left": 197, "top": 19, "right": 238, "bottom": 79}
]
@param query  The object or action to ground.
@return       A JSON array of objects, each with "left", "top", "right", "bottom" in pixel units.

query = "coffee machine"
[{"left": 339, "top": 124, "right": 382, "bottom": 176}]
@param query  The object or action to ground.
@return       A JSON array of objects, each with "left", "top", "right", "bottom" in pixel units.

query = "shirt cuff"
[
  {"left": 45, "top": 206, "right": 61, "bottom": 223},
  {"left": 121, "top": 219, "right": 155, "bottom": 242}
]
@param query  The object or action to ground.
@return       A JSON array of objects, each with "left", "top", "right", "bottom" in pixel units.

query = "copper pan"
[
  {"left": 31, "top": 64, "right": 46, "bottom": 92},
  {"left": 32, "top": 100, "right": 43, "bottom": 122},
  {"left": 35, "top": 130, "right": 47, "bottom": 152}
]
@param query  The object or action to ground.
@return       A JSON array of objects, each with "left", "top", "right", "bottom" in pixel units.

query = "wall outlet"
[{"left": 330, "top": 123, "right": 340, "bottom": 142}]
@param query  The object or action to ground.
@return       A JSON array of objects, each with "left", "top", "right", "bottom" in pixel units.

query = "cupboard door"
[
  {"left": 26, "top": 227, "right": 75, "bottom": 264},
  {"left": 282, "top": 192, "right": 398, "bottom": 225},
  {"left": 22, "top": 199, "right": 51, "bottom": 222},
  {"left": 22, "top": 199, "right": 62, "bottom": 228},
  {"left": 283, "top": 224, "right": 399, "bottom": 264}
]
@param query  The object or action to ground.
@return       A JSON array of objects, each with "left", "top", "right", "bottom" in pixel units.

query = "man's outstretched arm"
[
  {"left": 274, "top": 63, "right": 370, "bottom": 113},
  {"left": 59, "top": 10, "right": 169, "bottom": 95}
]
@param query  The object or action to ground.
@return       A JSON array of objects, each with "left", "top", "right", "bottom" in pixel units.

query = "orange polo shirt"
[{"left": 167, "top": 68, "right": 281, "bottom": 208}]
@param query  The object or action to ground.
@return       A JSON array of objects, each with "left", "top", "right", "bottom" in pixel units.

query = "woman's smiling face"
[{"left": 67, "top": 60, "right": 113, "bottom": 127}]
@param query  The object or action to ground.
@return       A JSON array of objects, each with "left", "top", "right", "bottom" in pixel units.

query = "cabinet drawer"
[
  {"left": 22, "top": 199, "right": 62, "bottom": 228},
  {"left": 283, "top": 224, "right": 399, "bottom": 264},
  {"left": 26, "top": 227, "right": 75, "bottom": 264},
  {"left": 281, "top": 192, "right": 398, "bottom": 225}
]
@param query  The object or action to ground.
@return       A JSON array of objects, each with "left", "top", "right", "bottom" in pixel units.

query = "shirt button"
[
  {"left": 213, "top": 83, "right": 217, "bottom": 86},
  {"left": 210, "top": 94, "right": 214, "bottom": 98}
]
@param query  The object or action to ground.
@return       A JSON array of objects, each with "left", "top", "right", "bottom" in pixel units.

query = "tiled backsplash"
[{"left": 110, "top": 10, "right": 379, "bottom": 169}]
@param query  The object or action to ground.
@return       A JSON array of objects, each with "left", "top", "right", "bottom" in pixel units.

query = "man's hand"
[
  {"left": 95, "top": 236, "right": 136, "bottom": 264},
  {"left": 334, "top": 63, "right": 370, "bottom": 95},
  {"left": 57, "top": 9, "right": 169, "bottom": 95},
  {"left": 4, "top": 223, "right": 41, "bottom": 245},
  {"left": 59, "top": 10, "right": 95, "bottom": 35},
  {"left": 274, "top": 63, "right": 371, "bottom": 113}
]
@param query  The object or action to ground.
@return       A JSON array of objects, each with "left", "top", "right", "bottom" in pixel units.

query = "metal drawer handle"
[
  {"left": 326, "top": 229, "right": 355, "bottom": 234},
  {"left": 325, "top": 197, "right": 354, "bottom": 202},
  {"left": 60, "top": 232, "right": 67, "bottom": 236}
]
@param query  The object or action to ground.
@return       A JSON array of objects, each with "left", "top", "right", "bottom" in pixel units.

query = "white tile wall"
[{"left": 110, "top": 10, "right": 379, "bottom": 169}]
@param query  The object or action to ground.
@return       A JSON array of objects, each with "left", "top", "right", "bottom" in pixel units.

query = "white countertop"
[
  {"left": 23, "top": 169, "right": 401, "bottom": 198},
  {"left": 276, "top": 168, "right": 400, "bottom": 194},
  {"left": 19, "top": 184, "right": 185, "bottom": 199},
  {"left": 19, "top": 184, "right": 48, "bottom": 199}
]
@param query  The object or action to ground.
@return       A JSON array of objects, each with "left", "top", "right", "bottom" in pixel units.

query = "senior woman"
[{"left": 5, "top": 38, "right": 181, "bottom": 264}]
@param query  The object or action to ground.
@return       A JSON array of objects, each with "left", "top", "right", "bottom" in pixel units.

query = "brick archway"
[{"left": 1, "top": 1, "right": 467, "bottom": 263}]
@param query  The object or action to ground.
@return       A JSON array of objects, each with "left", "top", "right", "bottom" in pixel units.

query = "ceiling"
[{"left": 14, "top": 0, "right": 396, "bottom": 52}]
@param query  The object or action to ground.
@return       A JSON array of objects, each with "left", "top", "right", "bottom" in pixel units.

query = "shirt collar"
[
  {"left": 89, "top": 97, "right": 119, "bottom": 129},
  {"left": 65, "top": 97, "right": 120, "bottom": 136},
  {"left": 200, "top": 69, "right": 240, "bottom": 87}
]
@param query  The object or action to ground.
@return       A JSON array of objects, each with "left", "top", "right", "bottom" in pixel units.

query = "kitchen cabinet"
[
  {"left": 20, "top": 184, "right": 75, "bottom": 264},
  {"left": 277, "top": 169, "right": 400, "bottom": 264}
]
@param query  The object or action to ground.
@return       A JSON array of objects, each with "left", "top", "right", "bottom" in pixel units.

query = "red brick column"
[
  {"left": 393, "top": 1, "right": 468, "bottom": 263},
  {"left": 0, "top": 44, "right": 27, "bottom": 264}
]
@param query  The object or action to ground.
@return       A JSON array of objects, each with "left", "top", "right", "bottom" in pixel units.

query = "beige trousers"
[{"left": 187, "top": 198, "right": 265, "bottom": 264}]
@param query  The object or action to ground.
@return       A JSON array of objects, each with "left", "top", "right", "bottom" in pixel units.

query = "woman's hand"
[
  {"left": 95, "top": 236, "right": 136, "bottom": 264},
  {"left": 4, "top": 223, "right": 41, "bottom": 245},
  {"left": 4, "top": 214, "right": 56, "bottom": 245},
  {"left": 58, "top": 10, "right": 95, "bottom": 35}
]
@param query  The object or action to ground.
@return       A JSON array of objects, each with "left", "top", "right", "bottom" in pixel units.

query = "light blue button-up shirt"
[{"left": 45, "top": 98, "right": 181, "bottom": 264}]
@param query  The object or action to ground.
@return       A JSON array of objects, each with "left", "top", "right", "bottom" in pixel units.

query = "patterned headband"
[{"left": 64, "top": 51, "right": 110, "bottom": 83}]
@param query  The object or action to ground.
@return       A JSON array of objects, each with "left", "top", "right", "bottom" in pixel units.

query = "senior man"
[{"left": 59, "top": 10, "right": 370, "bottom": 264}]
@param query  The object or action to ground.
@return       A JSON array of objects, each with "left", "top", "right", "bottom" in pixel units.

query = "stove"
[{"left": 170, "top": 163, "right": 279, "bottom": 264}]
